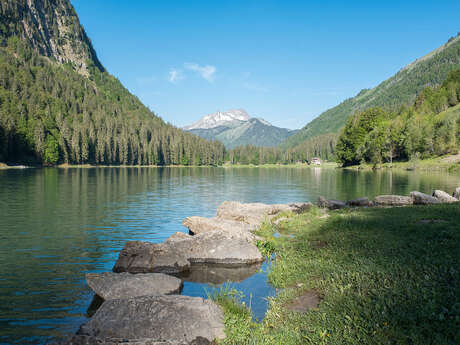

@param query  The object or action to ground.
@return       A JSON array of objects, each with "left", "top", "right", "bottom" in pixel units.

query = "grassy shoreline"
[{"left": 214, "top": 204, "right": 460, "bottom": 344}]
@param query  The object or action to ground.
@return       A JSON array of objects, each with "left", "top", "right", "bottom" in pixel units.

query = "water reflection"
[{"left": 0, "top": 167, "right": 459, "bottom": 344}]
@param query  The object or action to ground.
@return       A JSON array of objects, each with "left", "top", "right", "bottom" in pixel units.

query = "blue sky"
[{"left": 72, "top": 0, "right": 460, "bottom": 129}]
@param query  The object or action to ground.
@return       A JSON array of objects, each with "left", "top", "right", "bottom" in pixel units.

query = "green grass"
[
  {"left": 343, "top": 157, "right": 460, "bottom": 173},
  {"left": 214, "top": 204, "right": 460, "bottom": 344}
]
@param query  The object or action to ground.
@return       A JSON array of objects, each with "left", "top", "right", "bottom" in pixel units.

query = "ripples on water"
[{"left": 0, "top": 167, "right": 459, "bottom": 344}]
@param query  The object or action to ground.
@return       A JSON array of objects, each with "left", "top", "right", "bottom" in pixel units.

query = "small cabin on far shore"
[{"left": 311, "top": 157, "right": 322, "bottom": 165}]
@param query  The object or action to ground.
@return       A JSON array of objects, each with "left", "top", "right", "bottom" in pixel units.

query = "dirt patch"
[
  {"left": 310, "top": 240, "right": 328, "bottom": 249},
  {"left": 440, "top": 152, "right": 460, "bottom": 163},
  {"left": 418, "top": 219, "right": 447, "bottom": 224},
  {"left": 286, "top": 290, "right": 322, "bottom": 313}
]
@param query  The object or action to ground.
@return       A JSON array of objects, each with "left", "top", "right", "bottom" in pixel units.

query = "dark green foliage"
[
  {"left": 283, "top": 34, "right": 460, "bottom": 150},
  {"left": 226, "top": 133, "right": 337, "bottom": 165},
  {"left": 336, "top": 70, "right": 460, "bottom": 166},
  {"left": 0, "top": 38, "right": 225, "bottom": 165}
]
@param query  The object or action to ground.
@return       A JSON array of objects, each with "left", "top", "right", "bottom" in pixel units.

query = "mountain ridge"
[
  {"left": 184, "top": 109, "right": 297, "bottom": 148},
  {"left": 0, "top": 0, "right": 225, "bottom": 166},
  {"left": 282, "top": 34, "right": 460, "bottom": 150}
]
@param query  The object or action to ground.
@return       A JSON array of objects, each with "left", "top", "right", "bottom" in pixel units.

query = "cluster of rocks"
[
  {"left": 318, "top": 187, "right": 460, "bottom": 210},
  {"left": 59, "top": 201, "right": 312, "bottom": 345}
]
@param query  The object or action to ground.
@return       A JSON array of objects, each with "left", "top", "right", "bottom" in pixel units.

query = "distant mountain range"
[
  {"left": 282, "top": 34, "right": 460, "bottom": 150},
  {"left": 184, "top": 109, "right": 297, "bottom": 148}
]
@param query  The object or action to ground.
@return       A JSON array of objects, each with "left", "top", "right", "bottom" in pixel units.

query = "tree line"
[
  {"left": 0, "top": 36, "right": 225, "bottom": 166},
  {"left": 335, "top": 69, "right": 460, "bottom": 166}
]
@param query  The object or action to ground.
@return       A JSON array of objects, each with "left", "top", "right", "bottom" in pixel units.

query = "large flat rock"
[
  {"left": 179, "top": 262, "right": 262, "bottom": 284},
  {"left": 86, "top": 272, "right": 183, "bottom": 301},
  {"left": 70, "top": 295, "right": 225, "bottom": 345},
  {"left": 216, "top": 201, "right": 298, "bottom": 227},
  {"left": 113, "top": 231, "right": 263, "bottom": 274},
  {"left": 374, "top": 195, "right": 413, "bottom": 206},
  {"left": 182, "top": 216, "right": 254, "bottom": 237},
  {"left": 113, "top": 241, "right": 190, "bottom": 274},
  {"left": 167, "top": 230, "right": 263, "bottom": 265}
]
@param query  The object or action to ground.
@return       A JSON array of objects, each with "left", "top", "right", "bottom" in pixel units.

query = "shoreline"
[{"left": 215, "top": 194, "right": 460, "bottom": 344}]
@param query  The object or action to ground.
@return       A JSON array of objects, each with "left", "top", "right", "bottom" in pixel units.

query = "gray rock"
[
  {"left": 113, "top": 241, "right": 190, "bottom": 274},
  {"left": 453, "top": 187, "right": 460, "bottom": 200},
  {"left": 62, "top": 336, "right": 178, "bottom": 344},
  {"left": 179, "top": 262, "right": 262, "bottom": 284},
  {"left": 182, "top": 216, "right": 254, "bottom": 235},
  {"left": 72, "top": 295, "right": 225, "bottom": 345},
  {"left": 432, "top": 190, "right": 458, "bottom": 203},
  {"left": 113, "top": 231, "right": 263, "bottom": 274},
  {"left": 86, "top": 272, "right": 183, "bottom": 301},
  {"left": 289, "top": 202, "right": 314, "bottom": 214},
  {"left": 347, "top": 197, "right": 373, "bottom": 207},
  {"left": 318, "top": 196, "right": 346, "bottom": 210},
  {"left": 410, "top": 191, "right": 441, "bottom": 205},
  {"left": 374, "top": 195, "right": 413, "bottom": 206},
  {"left": 216, "top": 201, "right": 301, "bottom": 227},
  {"left": 167, "top": 230, "right": 263, "bottom": 265}
]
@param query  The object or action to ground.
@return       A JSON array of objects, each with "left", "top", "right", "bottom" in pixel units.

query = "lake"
[{"left": 0, "top": 167, "right": 459, "bottom": 345}]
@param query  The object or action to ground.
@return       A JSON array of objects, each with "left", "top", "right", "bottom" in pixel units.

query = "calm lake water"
[{"left": 0, "top": 167, "right": 459, "bottom": 345}]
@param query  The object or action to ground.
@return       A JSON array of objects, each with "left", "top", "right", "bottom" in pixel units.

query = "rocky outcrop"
[
  {"left": 86, "top": 272, "right": 183, "bottom": 301},
  {"left": 69, "top": 295, "right": 225, "bottom": 345},
  {"left": 347, "top": 197, "right": 373, "bottom": 207},
  {"left": 453, "top": 187, "right": 460, "bottom": 200},
  {"left": 374, "top": 195, "right": 413, "bottom": 206},
  {"left": 432, "top": 190, "right": 458, "bottom": 203},
  {"left": 410, "top": 191, "right": 441, "bottom": 205},
  {"left": 113, "top": 230, "right": 263, "bottom": 274},
  {"left": 0, "top": 0, "right": 104, "bottom": 76},
  {"left": 317, "top": 196, "right": 346, "bottom": 210}
]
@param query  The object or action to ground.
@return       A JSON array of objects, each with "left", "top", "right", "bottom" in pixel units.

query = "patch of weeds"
[
  {"left": 207, "top": 284, "right": 262, "bottom": 344},
  {"left": 256, "top": 239, "right": 276, "bottom": 258}
]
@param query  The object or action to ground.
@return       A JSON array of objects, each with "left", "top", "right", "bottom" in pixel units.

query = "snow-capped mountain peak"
[{"left": 184, "top": 109, "right": 251, "bottom": 130}]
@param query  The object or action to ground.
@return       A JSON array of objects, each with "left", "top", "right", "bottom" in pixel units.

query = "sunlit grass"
[{"left": 216, "top": 204, "right": 460, "bottom": 344}]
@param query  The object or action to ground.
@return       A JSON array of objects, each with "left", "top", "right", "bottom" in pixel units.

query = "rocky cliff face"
[{"left": 0, "top": 0, "right": 103, "bottom": 75}]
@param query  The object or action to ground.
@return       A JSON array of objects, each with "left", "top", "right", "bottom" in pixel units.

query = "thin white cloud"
[
  {"left": 184, "top": 63, "right": 216, "bottom": 82},
  {"left": 168, "top": 68, "right": 184, "bottom": 84}
]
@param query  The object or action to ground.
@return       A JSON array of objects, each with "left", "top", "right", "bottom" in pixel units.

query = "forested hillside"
[
  {"left": 336, "top": 69, "right": 460, "bottom": 166},
  {"left": 282, "top": 34, "right": 460, "bottom": 156},
  {"left": 0, "top": 0, "right": 225, "bottom": 165}
]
